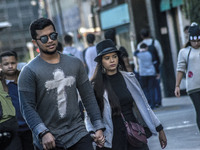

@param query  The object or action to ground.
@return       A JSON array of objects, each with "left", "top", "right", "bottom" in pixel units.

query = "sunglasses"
[{"left": 36, "top": 32, "right": 58, "bottom": 44}]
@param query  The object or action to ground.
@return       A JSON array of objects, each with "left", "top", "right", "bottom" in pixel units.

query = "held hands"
[
  {"left": 159, "top": 130, "right": 167, "bottom": 149},
  {"left": 93, "top": 130, "right": 105, "bottom": 148},
  {"left": 41, "top": 132, "right": 56, "bottom": 150}
]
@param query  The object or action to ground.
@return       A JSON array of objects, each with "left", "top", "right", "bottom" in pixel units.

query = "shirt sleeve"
[
  {"left": 154, "top": 40, "right": 164, "bottom": 64},
  {"left": 18, "top": 66, "right": 48, "bottom": 138},
  {"left": 176, "top": 49, "right": 187, "bottom": 72},
  {"left": 76, "top": 63, "right": 104, "bottom": 131}
]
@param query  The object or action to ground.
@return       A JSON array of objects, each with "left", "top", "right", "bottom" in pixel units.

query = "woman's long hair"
[
  {"left": 91, "top": 53, "right": 125, "bottom": 116},
  {"left": 184, "top": 41, "right": 191, "bottom": 48}
]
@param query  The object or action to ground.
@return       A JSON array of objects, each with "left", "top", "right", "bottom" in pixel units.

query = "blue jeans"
[
  {"left": 139, "top": 76, "right": 156, "bottom": 108},
  {"left": 155, "top": 79, "right": 162, "bottom": 106}
]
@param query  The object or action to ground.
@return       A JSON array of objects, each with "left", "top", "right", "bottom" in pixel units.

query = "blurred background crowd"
[{"left": 0, "top": 0, "right": 199, "bottom": 99}]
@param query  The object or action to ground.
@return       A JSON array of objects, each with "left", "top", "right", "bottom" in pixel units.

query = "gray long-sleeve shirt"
[{"left": 18, "top": 54, "right": 104, "bottom": 149}]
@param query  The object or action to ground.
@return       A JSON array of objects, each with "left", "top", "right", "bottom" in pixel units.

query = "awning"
[
  {"left": 160, "top": 0, "right": 171, "bottom": 12},
  {"left": 172, "top": 0, "right": 183, "bottom": 8},
  {"left": 160, "top": 0, "right": 184, "bottom": 12}
]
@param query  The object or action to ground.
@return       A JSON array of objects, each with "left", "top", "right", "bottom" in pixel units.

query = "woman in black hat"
[
  {"left": 175, "top": 22, "right": 200, "bottom": 131},
  {"left": 85, "top": 39, "right": 167, "bottom": 150}
]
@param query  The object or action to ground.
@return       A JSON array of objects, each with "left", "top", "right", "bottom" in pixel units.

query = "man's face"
[
  {"left": 33, "top": 25, "right": 58, "bottom": 55},
  {"left": 1, "top": 56, "right": 18, "bottom": 77}
]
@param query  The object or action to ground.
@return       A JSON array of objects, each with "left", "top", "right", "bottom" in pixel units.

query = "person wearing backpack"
[
  {"left": 137, "top": 28, "right": 164, "bottom": 107},
  {"left": 0, "top": 79, "right": 21, "bottom": 150},
  {"left": 134, "top": 43, "right": 157, "bottom": 109}
]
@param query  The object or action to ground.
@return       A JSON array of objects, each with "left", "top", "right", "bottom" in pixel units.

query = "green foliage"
[{"left": 183, "top": 0, "right": 200, "bottom": 24}]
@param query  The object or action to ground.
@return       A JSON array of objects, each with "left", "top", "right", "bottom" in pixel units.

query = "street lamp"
[
  {"left": 26, "top": 42, "right": 34, "bottom": 60},
  {"left": 30, "top": 0, "right": 37, "bottom": 6}
]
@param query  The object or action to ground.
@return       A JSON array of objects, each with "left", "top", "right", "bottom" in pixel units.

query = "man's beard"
[{"left": 40, "top": 48, "right": 57, "bottom": 55}]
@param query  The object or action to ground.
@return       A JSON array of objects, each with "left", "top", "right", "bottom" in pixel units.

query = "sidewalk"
[
  {"left": 148, "top": 96, "right": 200, "bottom": 150},
  {"left": 162, "top": 95, "right": 192, "bottom": 107}
]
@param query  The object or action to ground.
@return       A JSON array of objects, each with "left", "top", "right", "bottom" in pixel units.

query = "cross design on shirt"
[{"left": 45, "top": 69, "right": 75, "bottom": 118}]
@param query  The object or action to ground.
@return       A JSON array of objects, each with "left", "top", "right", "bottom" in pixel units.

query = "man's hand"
[
  {"left": 41, "top": 132, "right": 56, "bottom": 150},
  {"left": 159, "top": 130, "right": 167, "bottom": 149},
  {"left": 174, "top": 86, "right": 180, "bottom": 97},
  {"left": 93, "top": 130, "right": 105, "bottom": 148}
]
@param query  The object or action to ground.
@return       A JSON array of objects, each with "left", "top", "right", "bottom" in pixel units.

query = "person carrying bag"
[{"left": 85, "top": 39, "right": 167, "bottom": 150}]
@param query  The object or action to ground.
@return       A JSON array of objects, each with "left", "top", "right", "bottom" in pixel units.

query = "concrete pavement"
[{"left": 148, "top": 96, "right": 200, "bottom": 150}]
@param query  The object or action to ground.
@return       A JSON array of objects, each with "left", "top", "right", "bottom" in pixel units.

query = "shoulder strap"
[
  {"left": 120, "top": 113, "right": 127, "bottom": 123},
  {"left": 186, "top": 47, "right": 192, "bottom": 72},
  {"left": 151, "top": 39, "right": 155, "bottom": 45}
]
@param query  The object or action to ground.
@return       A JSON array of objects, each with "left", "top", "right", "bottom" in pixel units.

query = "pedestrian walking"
[
  {"left": 137, "top": 28, "right": 164, "bottom": 107},
  {"left": 85, "top": 39, "right": 167, "bottom": 150},
  {"left": 84, "top": 33, "right": 97, "bottom": 80},
  {"left": 104, "top": 29, "right": 133, "bottom": 72},
  {"left": 18, "top": 18, "right": 105, "bottom": 150},
  {"left": 175, "top": 22, "right": 200, "bottom": 131},
  {"left": 63, "top": 34, "right": 84, "bottom": 62},
  {"left": 0, "top": 51, "right": 34, "bottom": 150},
  {"left": 134, "top": 43, "right": 157, "bottom": 109}
]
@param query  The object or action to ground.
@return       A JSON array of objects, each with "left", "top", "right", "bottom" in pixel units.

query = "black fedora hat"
[{"left": 94, "top": 39, "right": 120, "bottom": 62}]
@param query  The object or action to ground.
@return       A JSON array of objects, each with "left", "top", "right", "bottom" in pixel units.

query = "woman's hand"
[
  {"left": 159, "top": 130, "right": 167, "bottom": 149},
  {"left": 174, "top": 86, "right": 181, "bottom": 97},
  {"left": 93, "top": 130, "right": 105, "bottom": 148}
]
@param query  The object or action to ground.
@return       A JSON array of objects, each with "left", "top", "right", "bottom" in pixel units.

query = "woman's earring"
[
  {"left": 118, "top": 64, "right": 122, "bottom": 70},
  {"left": 102, "top": 66, "right": 106, "bottom": 74}
]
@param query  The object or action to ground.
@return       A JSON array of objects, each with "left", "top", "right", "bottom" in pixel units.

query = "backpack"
[
  {"left": 0, "top": 82, "right": 16, "bottom": 123},
  {"left": 148, "top": 40, "right": 160, "bottom": 73}
]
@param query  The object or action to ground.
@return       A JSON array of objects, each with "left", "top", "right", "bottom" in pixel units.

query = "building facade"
[{"left": 0, "top": 0, "right": 39, "bottom": 61}]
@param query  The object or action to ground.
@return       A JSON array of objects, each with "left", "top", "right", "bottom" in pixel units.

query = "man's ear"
[{"left": 32, "top": 39, "right": 38, "bottom": 48}]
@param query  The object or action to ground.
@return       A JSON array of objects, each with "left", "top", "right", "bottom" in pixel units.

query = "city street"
[{"left": 148, "top": 96, "right": 200, "bottom": 150}]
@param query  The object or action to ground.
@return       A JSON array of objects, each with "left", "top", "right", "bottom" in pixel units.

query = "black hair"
[
  {"left": 57, "top": 41, "right": 63, "bottom": 52},
  {"left": 140, "top": 43, "right": 148, "bottom": 49},
  {"left": 119, "top": 46, "right": 129, "bottom": 58},
  {"left": 86, "top": 33, "right": 95, "bottom": 44},
  {"left": 30, "top": 18, "right": 56, "bottom": 40},
  {"left": 104, "top": 29, "right": 116, "bottom": 44},
  {"left": 184, "top": 25, "right": 190, "bottom": 32},
  {"left": 140, "top": 28, "right": 150, "bottom": 38},
  {"left": 0, "top": 51, "right": 18, "bottom": 63},
  {"left": 91, "top": 53, "right": 125, "bottom": 116},
  {"left": 64, "top": 34, "right": 73, "bottom": 44}
]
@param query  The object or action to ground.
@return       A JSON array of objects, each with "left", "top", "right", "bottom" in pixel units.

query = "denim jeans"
[
  {"left": 139, "top": 76, "right": 156, "bottom": 108},
  {"left": 154, "top": 79, "right": 162, "bottom": 106}
]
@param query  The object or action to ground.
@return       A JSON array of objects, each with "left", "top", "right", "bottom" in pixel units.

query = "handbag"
[{"left": 121, "top": 113, "right": 147, "bottom": 147}]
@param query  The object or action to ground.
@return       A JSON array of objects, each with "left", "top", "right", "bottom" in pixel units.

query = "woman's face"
[
  {"left": 190, "top": 39, "right": 200, "bottom": 49},
  {"left": 102, "top": 52, "right": 119, "bottom": 75}
]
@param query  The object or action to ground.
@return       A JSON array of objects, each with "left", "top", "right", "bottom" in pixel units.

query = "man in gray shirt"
[{"left": 18, "top": 18, "right": 105, "bottom": 150}]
